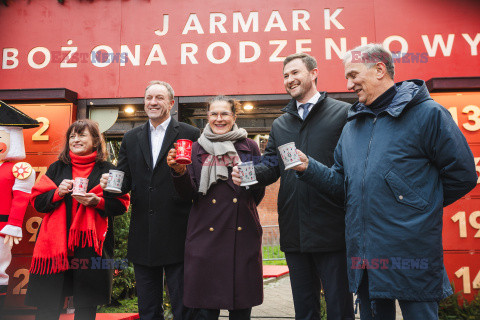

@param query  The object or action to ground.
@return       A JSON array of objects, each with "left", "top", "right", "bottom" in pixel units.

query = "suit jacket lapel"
[
  {"left": 137, "top": 122, "right": 153, "bottom": 169},
  {"left": 154, "top": 117, "right": 179, "bottom": 169}
]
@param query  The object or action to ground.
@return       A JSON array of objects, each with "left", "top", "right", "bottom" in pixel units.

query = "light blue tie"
[{"left": 299, "top": 103, "right": 312, "bottom": 120}]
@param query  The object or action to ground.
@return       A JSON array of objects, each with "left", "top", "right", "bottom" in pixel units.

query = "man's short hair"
[
  {"left": 145, "top": 80, "right": 175, "bottom": 100},
  {"left": 343, "top": 44, "right": 395, "bottom": 80},
  {"left": 283, "top": 53, "right": 317, "bottom": 71}
]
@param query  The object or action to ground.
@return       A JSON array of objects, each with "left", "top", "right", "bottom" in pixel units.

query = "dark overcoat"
[
  {"left": 25, "top": 160, "right": 128, "bottom": 307},
  {"left": 116, "top": 118, "right": 200, "bottom": 266},
  {"left": 173, "top": 138, "right": 265, "bottom": 310},
  {"left": 255, "top": 94, "right": 350, "bottom": 253}
]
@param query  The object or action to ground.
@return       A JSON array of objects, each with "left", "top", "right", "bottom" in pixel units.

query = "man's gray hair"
[
  {"left": 145, "top": 80, "right": 175, "bottom": 100},
  {"left": 343, "top": 43, "right": 395, "bottom": 80}
]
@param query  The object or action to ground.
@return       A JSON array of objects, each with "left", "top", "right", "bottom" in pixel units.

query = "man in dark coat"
[
  {"left": 105, "top": 81, "right": 200, "bottom": 320},
  {"left": 233, "top": 53, "right": 354, "bottom": 320},
  {"left": 294, "top": 44, "right": 478, "bottom": 319}
]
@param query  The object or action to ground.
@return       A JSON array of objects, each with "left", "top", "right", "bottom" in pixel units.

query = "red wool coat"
[{"left": 173, "top": 138, "right": 265, "bottom": 310}]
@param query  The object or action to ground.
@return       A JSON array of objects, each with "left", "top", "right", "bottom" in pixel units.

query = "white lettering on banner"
[
  {"left": 324, "top": 8, "right": 344, "bottom": 30},
  {"left": 206, "top": 42, "right": 231, "bottom": 64},
  {"left": 28, "top": 47, "right": 50, "bottom": 69},
  {"left": 181, "top": 43, "right": 199, "bottom": 64},
  {"left": 2, "top": 48, "right": 18, "bottom": 69},
  {"left": 422, "top": 34, "right": 455, "bottom": 57},
  {"left": 383, "top": 36, "right": 409, "bottom": 55},
  {"left": 121, "top": 45, "right": 141, "bottom": 66},
  {"left": 269, "top": 40, "right": 287, "bottom": 62},
  {"left": 292, "top": 10, "right": 310, "bottom": 31},
  {"left": 239, "top": 41, "right": 261, "bottom": 63},
  {"left": 325, "top": 38, "right": 347, "bottom": 60},
  {"left": 91, "top": 45, "right": 114, "bottom": 68},
  {"left": 154, "top": 15, "right": 170, "bottom": 36},
  {"left": 296, "top": 39, "right": 312, "bottom": 54},
  {"left": 183, "top": 14, "right": 205, "bottom": 35},
  {"left": 462, "top": 33, "right": 480, "bottom": 56},
  {"left": 1, "top": 6, "right": 478, "bottom": 72},
  {"left": 233, "top": 12, "right": 259, "bottom": 33},
  {"left": 265, "top": 11, "right": 287, "bottom": 32},
  {"left": 145, "top": 44, "right": 167, "bottom": 65},
  {"left": 210, "top": 13, "right": 228, "bottom": 34},
  {"left": 60, "top": 40, "right": 78, "bottom": 68}
]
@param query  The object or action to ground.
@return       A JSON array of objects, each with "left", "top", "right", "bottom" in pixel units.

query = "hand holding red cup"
[{"left": 175, "top": 139, "right": 193, "bottom": 165}]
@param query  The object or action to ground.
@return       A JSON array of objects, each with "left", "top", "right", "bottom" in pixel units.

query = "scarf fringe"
[
  {"left": 29, "top": 253, "right": 69, "bottom": 275},
  {"left": 68, "top": 229, "right": 104, "bottom": 257}
]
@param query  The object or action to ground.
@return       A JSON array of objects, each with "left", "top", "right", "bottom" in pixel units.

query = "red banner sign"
[{"left": 0, "top": 0, "right": 479, "bottom": 98}]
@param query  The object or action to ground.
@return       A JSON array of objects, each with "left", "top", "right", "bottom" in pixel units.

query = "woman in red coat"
[
  {"left": 26, "top": 119, "right": 130, "bottom": 320},
  {"left": 167, "top": 96, "right": 265, "bottom": 320}
]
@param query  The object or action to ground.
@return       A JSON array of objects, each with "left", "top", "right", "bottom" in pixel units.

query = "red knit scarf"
[{"left": 29, "top": 152, "right": 124, "bottom": 275}]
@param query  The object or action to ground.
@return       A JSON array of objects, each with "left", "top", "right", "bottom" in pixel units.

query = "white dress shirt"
[
  {"left": 150, "top": 117, "right": 171, "bottom": 166},
  {"left": 296, "top": 91, "right": 321, "bottom": 118}
]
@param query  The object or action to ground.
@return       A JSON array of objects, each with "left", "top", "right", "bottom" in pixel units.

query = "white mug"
[
  {"left": 238, "top": 161, "right": 258, "bottom": 187},
  {"left": 278, "top": 142, "right": 302, "bottom": 170},
  {"left": 71, "top": 177, "right": 89, "bottom": 196},
  {"left": 104, "top": 170, "right": 124, "bottom": 193}
]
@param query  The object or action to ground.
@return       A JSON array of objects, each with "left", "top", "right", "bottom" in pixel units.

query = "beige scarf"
[{"left": 197, "top": 123, "right": 247, "bottom": 195}]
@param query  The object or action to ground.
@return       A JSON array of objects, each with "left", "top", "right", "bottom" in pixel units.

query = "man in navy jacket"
[{"left": 294, "top": 44, "right": 477, "bottom": 319}]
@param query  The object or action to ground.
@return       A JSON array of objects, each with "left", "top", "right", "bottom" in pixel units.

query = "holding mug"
[
  {"left": 71, "top": 177, "right": 89, "bottom": 196},
  {"left": 237, "top": 161, "right": 258, "bottom": 187},
  {"left": 175, "top": 139, "right": 193, "bottom": 165},
  {"left": 278, "top": 142, "right": 303, "bottom": 170},
  {"left": 104, "top": 170, "right": 124, "bottom": 193}
]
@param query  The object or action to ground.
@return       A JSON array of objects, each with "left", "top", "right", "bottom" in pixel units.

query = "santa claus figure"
[{"left": 0, "top": 100, "right": 39, "bottom": 312}]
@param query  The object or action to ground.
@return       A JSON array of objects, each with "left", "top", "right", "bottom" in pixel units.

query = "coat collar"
[
  {"left": 347, "top": 79, "right": 430, "bottom": 121},
  {"left": 156, "top": 117, "right": 179, "bottom": 169},
  {"left": 196, "top": 138, "right": 251, "bottom": 193},
  {"left": 137, "top": 118, "right": 180, "bottom": 170},
  {"left": 282, "top": 92, "right": 327, "bottom": 122},
  {"left": 86, "top": 162, "right": 106, "bottom": 192},
  {"left": 196, "top": 138, "right": 252, "bottom": 155}
]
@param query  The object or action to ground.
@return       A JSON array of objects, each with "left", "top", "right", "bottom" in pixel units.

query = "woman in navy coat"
[{"left": 167, "top": 96, "right": 265, "bottom": 320}]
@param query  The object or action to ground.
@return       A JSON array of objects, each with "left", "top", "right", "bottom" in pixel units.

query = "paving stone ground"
[{"left": 220, "top": 275, "right": 403, "bottom": 319}]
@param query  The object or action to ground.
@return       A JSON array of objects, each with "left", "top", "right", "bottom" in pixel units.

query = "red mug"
[{"left": 175, "top": 139, "right": 193, "bottom": 165}]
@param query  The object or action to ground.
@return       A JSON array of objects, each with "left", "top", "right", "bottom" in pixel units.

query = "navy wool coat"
[{"left": 173, "top": 138, "right": 265, "bottom": 310}]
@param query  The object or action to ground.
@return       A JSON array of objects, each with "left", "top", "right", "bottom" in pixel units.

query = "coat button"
[
  {"left": 209, "top": 227, "right": 214, "bottom": 232},
  {"left": 399, "top": 195, "right": 404, "bottom": 200},
  {"left": 237, "top": 227, "right": 242, "bottom": 231},
  {"left": 233, "top": 198, "right": 237, "bottom": 203},
  {"left": 149, "top": 187, "right": 154, "bottom": 191},
  {"left": 149, "top": 209, "right": 154, "bottom": 215},
  {"left": 212, "top": 199, "right": 216, "bottom": 204}
]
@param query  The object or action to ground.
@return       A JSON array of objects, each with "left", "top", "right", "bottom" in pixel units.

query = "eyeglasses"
[{"left": 207, "top": 111, "right": 234, "bottom": 119}]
